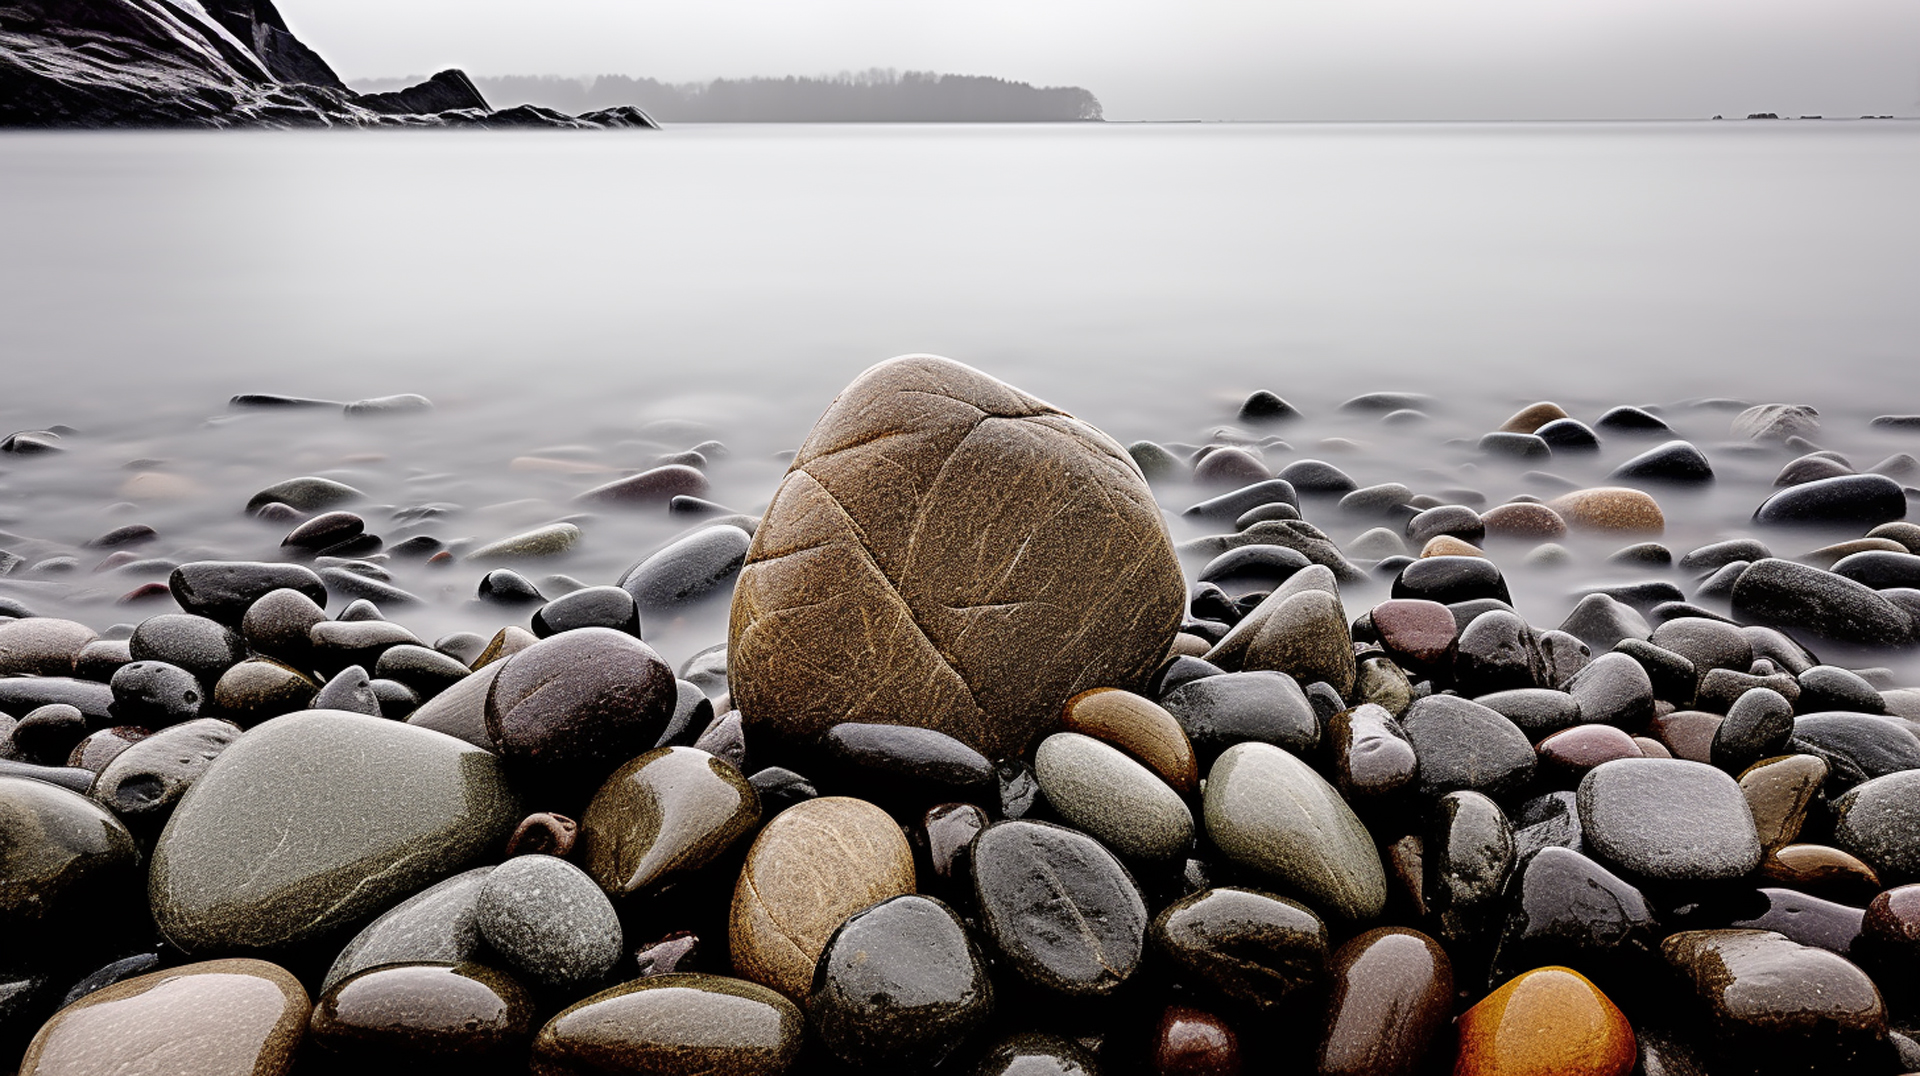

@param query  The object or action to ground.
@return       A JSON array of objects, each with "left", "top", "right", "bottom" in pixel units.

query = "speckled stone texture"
[{"left": 728, "top": 355, "right": 1185, "bottom": 760}]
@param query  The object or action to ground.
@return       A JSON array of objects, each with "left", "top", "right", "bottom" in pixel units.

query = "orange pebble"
[{"left": 1453, "top": 966, "right": 1635, "bottom": 1076}]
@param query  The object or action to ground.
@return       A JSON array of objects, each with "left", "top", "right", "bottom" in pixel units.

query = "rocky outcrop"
[{"left": 0, "top": 0, "right": 657, "bottom": 128}]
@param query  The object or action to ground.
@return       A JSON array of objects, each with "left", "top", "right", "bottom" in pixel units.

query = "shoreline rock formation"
[{"left": 0, "top": 0, "right": 656, "bottom": 129}]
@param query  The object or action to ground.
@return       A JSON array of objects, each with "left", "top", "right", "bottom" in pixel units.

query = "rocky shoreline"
[
  {"left": 1, "top": 356, "right": 1919, "bottom": 1074},
  {"left": 0, "top": 0, "right": 655, "bottom": 129}
]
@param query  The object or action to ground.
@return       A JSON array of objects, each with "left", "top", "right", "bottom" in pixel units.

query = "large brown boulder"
[{"left": 729, "top": 355, "right": 1185, "bottom": 760}]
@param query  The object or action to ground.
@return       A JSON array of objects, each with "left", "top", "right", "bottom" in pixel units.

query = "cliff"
[{"left": 0, "top": 0, "right": 657, "bottom": 129}]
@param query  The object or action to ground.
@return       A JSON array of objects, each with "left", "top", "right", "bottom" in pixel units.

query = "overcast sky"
[{"left": 291, "top": 0, "right": 1920, "bottom": 121}]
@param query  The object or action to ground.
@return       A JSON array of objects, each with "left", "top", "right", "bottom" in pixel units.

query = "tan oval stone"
[
  {"left": 1481, "top": 502, "right": 1568, "bottom": 541},
  {"left": 1550, "top": 488, "right": 1665, "bottom": 535},
  {"left": 21, "top": 959, "right": 308, "bottom": 1076},
  {"left": 1168, "top": 633, "right": 1212, "bottom": 659},
  {"left": 1420, "top": 535, "right": 1483, "bottom": 558},
  {"left": 1739, "top": 753, "right": 1828, "bottom": 853},
  {"left": 728, "top": 355, "right": 1185, "bottom": 759},
  {"left": 730, "top": 796, "right": 914, "bottom": 1000},
  {"left": 1061, "top": 688, "right": 1199, "bottom": 794},
  {"left": 1499, "top": 402, "right": 1570, "bottom": 434}
]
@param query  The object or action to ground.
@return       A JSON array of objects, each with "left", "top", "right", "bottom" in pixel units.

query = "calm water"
[{"left": 1, "top": 122, "right": 1918, "bottom": 674}]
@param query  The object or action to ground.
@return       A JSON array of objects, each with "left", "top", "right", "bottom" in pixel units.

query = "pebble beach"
[{"left": 2, "top": 353, "right": 1919, "bottom": 1075}]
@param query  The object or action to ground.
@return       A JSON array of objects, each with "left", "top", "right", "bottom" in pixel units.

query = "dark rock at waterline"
[
  {"left": 1534, "top": 417, "right": 1602, "bottom": 451},
  {"left": 1193, "top": 445, "right": 1271, "bottom": 486},
  {"left": 1678, "top": 538, "right": 1772, "bottom": 574},
  {"left": 169, "top": 561, "right": 326, "bottom": 624},
  {"left": 1731, "top": 558, "right": 1912, "bottom": 646},
  {"left": 575, "top": 464, "right": 711, "bottom": 507},
  {"left": 619, "top": 525, "right": 751, "bottom": 611},
  {"left": 1183, "top": 479, "right": 1299, "bottom": 524},
  {"left": 1594, "top": 405, "right": 1672, "bottom": 434},
  {"left": 1407, "top": 504, "right": 1486, "bottom": 546},
  {"left": 1197, "top": 544, "right": 1310, "bottom": 596},
  {"left": 1611, "top": 440, "right": 1714, "bottom": 484},
  {"left": 477, "top": 567, "right": 545, "bottom": 605},
  {"left": 532, "top": 584, "right": 641, "bottom": 638},
  {"left": 1832, "top": 549, "right": 1920, "bottom": 590},
  {"left": 1392, "top": 555, "right": 1512, "bottom": 606},
  {"left": 1753, "top": 473, "right": 1908, "bottom": 527},
  {"left": 0, "top": 1, "right": 659, "bottom": 129},
  {"left": 1478, "top": 431, "right": 1551, "bottom": 459},
  {"left": 1279, "top": 458, "right": 1357, "bottom": 494},
  {"left": 281, "top": 511, "right": 364, "bottom": 554},
  {"left": 1237, "top": 390, "right": 1299, "bottom": 424},
  {"left": 318, "top": 565, "right": 420, "bottom": 606}
]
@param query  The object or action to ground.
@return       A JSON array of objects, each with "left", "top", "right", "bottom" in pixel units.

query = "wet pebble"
[
  {"left": 1203, "top": 742, "right": 1386, "bottom": 920},
  {"left": 971, "top": 819, "right": 1147, "bottom": 997},
  {"left": 475, "top": 854, "right": 623, "bottom": 992},
  {"left": 531, "top": 973, "right": 802, "bottom": 1075},
  {"left": 578, "top": 746, "right": 760, "bottom": 901},
  {"left": 808, "top": 894, "right": 992, "bottom": 1068},
  {"left": 1034, "top": 731, "right": 1192, "bottom": 862},
  {"left": 1577, "top": 758, "right": 1762, "bottom": 882}
]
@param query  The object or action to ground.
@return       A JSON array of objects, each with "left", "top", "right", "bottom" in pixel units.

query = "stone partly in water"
[
  {"left": 19, "top": 959, "right": 308, "bottom": 1076},
  {"left": 728, "top": 355, "right": 1185, "bottom": 760},
  {"left": 531, "top": 973, "right": 803, "bottom": 1076},
  {"left": 1452, "top": 966, "right": 1636, "bottom": 1076},
  {"left": 730, "top": 796, "right": 915, "bottom": 1000},
  {"left": 1202, "top": 742, "right": 1387, "bottom": 920},
  {"left": 149, "top": 710, "right": 523, "bottom": 955},
  {"left": 577, "top": 746, "right": 761, "bottom": 901},
  {"left": 1732, "top": 558, "right": 1913, "bottom": 646},
  {"left": 970, "top": 819, "right": 1147, "bottom": 998},
  {"left": 808, "top": 894, "right": 993, "bottom": 1068}
]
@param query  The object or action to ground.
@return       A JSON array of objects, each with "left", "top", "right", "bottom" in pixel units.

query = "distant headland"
[{"left": 356, "top": 70, "right": 1105, "bottom": 124}]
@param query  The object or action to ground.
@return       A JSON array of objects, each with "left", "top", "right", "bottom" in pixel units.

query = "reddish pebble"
[
  {"left": 1154, "top": 1004, "right": 1241, "bottom": 1076},
  {"left": 1371, "top": 599, "right": 1458, "bottom": 676},
  {"left": 1537, "top": 725, "right": 1642, "bottom": 785}
]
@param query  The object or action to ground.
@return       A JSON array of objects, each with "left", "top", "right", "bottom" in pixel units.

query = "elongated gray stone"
[
  {"left": 1202, "top": 742, "right": 1386, "bottom": 920},
  {"left": 150, "top": 710, "right": 522, "bottom": 954}
]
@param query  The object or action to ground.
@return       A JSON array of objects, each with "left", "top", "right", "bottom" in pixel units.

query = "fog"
[{"left": 288, "top": 0, "right": 1920, "bottom": 121}]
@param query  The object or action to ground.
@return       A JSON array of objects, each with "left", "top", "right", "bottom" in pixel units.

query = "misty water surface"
[{"left": 1, "top": 121, "right": 1917, "bottom": 671}]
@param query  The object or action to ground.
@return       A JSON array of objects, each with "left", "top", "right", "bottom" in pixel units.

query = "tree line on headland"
[{"left": 355, "top": 69, "right": 1104, "bottom": 122}]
